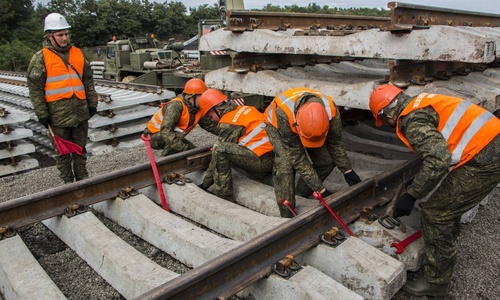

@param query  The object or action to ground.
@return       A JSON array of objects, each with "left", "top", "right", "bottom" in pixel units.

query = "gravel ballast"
[{"left": 0, "top": 127, "right": 498, "bottom": 300}]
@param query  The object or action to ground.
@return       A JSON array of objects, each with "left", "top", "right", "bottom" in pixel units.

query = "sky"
[{"left": 35, "top": 1, "right": 500, "bottom": 15}]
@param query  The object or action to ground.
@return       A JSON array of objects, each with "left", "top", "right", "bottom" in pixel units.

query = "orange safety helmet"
[
  {"left": 296, "top": 102, "right": 329, "bottom": 148},
  {"left": 369, "top": 84, "right": 403, "bottom": 127},
  {"left": 183, "top": 78, "right": 207, "bottom": 95},
  {"left": 199, "top": 89, "right": 227, "bottom": 115}
]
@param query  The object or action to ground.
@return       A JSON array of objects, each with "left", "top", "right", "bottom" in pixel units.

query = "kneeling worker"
[
  {"left": 144, "top": 78, "right": 218, "bottom": 156},
  {"left": 198, "top": 89, "right": 275, "bottom": 202}
]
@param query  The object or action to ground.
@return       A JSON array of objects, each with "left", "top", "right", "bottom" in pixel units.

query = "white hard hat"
[{"left": 44, "top": 13, "right": 71, "bottom": 32}]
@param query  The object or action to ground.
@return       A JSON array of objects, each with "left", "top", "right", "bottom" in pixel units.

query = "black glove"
[
  {"left": 320, "top": 189, "right": 334, "bottom": 198},
  {"left": 89, "top": 107, "right": 97, "bottom": 118},
  {"left": 393, "top": 193, "right": 417, "bottom": 218},
  {"left": 344, "top": 170, "right": 361, "bottom": 186},
  {"left": 38, "top": 117, "right": 50, "bottom": 128}
]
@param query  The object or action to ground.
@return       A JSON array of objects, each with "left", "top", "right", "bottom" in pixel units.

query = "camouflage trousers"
[
  {"left": 266, "top": 125, "right": 335, "bottom": 218},
  {"left": 201, "top": 142, "right": 274, "bottom": 199},
  {"left": 149, "top": 132, "right": 195, "bottom": 156},
  {"left": 421, "top": 135, "right": 500, "bottom": 284},
  {"left": 51, "top": 122, "right": 89, "bottom": 183}
]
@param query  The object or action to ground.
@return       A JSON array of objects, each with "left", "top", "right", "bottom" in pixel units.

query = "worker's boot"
[
  {"left": 219, "top": 194, "right": 236, "bottom": 203},
  {"left": 402, "top": 277, "right": 449, "bottom": 297}
]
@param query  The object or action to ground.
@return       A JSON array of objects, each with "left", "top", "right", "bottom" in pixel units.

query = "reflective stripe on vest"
[
  {"left": 397, "top": 93, "right": 500, "bottom": 170},
  {"left": 42, "top": 47, "right": 86, "bottom": 102},
  {"left": 146, "top": 97, "right": 201, "bottom": 134},
  {"left": 220, "top": 106, "right": 273, "bottom": 157},
  {"left": 264, "top": 88, "right": 336, "bottom": 133}
]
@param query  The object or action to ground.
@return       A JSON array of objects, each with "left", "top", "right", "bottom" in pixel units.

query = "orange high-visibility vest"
[
  {"left": 397, "top": 93, "right": 500, "bottom": 170},
  {"left": 42, "top": 47, "right": 86, "bottom": 102},
  {"left": 220, "top": 106, "right": 273, "bottom": 157},
  {"left": 147, "top": 97, "right": 202, "bottom": 134},
  {"left": 264, "top": 88, "right": 336, "bottom": 132}
]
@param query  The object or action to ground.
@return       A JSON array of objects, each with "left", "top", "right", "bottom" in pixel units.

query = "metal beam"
[
  {"left": 225, "top": 10, "right": 390, "bottom": 31},
  {"left": 0, "top": 147, "right": 212, "bottom": 235},
  {"left": 135, "top": 158, "right": 420, "bottom": 300},
  {"left": 388, "top": 1, "right": 500, "bottom": 30}
]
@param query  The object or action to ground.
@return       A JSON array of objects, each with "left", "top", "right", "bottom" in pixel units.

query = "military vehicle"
[{"left": 94, "top": 19, "right": 226, "bottom": 93}]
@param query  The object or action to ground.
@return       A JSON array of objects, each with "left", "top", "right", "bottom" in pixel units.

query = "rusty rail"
[
  {"left": 0, "top": 147, "right": 211, "bottom": 236},
  {"left": 225, "top": 2, "right": 500, "bottom": 32},
  {"left": 388, "top": 1, "right": 500, "bottom": 30},
  {"left": 135, "top": 158, "right": 421, "bottom": 300},
  {"left": 225, "top": 10, "right": 390, "bottom": 31}
]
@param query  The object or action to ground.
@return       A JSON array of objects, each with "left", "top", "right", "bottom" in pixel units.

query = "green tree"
[
  {"left": 151, "top": 1, "right": 191, "bottom": 40},
  {"left": 189, "top": 4, "right": 220, "bottom": 21},
  {"left": 0, "top": 0, "right": 34, "bottom": 43},
  {"left": 0, "top": 40, "right": 36, "bottom": 71}
]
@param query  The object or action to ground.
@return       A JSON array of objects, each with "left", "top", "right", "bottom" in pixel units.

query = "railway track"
[
  {"left": 1, "top": 4, "right": 499, "bottom": 298},
  {"left": 1, "top": 121, "right": 498, "bottom": 300},
  {"left": 0, "top": 121, "right": 422, "bottom": 299}
]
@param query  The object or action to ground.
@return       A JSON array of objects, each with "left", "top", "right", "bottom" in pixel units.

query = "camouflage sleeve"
[
  {"left": 400, "top": 108, "right": 450, "bottom": 199},
  {"left": 218, "top": 123, "right": 245, "bottom": 144},
  {"left": 159, "top": 101, "right": 191, "bottom": 152},
  {"left": 324, "top": 109, "right": 352, "bottom": 173},
  {"left": 26, "top": 51, "right": 49, "bottom": 119},
  {"left": 276, "top": 108, "right": 323, "bottom": 191},
  {"left": 82, "top": 53, "right": 98, "bottom": 108},
  {"left": 198, "top": 115, "right": 220, "bottom": 135}
]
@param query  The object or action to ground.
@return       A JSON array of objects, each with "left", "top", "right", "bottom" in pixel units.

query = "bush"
[{"left": 0, "top": 40, "right": 37, "bottom": 72}]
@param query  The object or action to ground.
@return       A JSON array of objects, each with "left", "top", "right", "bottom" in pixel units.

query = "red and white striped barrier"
[
  {"left": 230, "top": 98, "right": 245, "bottom": 106},
  {"left": 210, "top": 50, "right": 227, "bottom": 55}
]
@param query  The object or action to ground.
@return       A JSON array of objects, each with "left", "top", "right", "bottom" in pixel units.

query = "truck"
[{"left": 93, "top": 19, "right": 226, "bottom": 94}]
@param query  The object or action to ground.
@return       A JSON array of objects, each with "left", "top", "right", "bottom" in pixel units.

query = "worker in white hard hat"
[{"left": 27, "top": 13, "right": 98, "bottom": 183}]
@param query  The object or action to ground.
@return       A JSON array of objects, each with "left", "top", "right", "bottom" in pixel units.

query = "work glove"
[
  {"left": 38, "top": 117, "right": 50, "bottom": 128},
  {"left": 320, "top": 189, "right": 334, "bottom": 198},
  {"left": 89, "top": 107, "right": 97, "bottom": 118},
  {"left": 393, "top": 193, "right": 417, "bottom": 218},
  {"left": 344, "top": 170, "right": 361, "bottom": 186}
]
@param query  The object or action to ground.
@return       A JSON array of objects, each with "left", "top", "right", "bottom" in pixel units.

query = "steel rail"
[
  {"left": 388, "top": 1, "right": 500, "bottom": 29},
  {"left": 225, "top": 2, "right": 500, "bottom": 32},
  {"left": 0, "top": 147, "right": 211, "bottom": 235},
  {"left": 225, "top": 10, "right": 390, "bottom": 31},
  {"left": 136, "top": 158, "right": 421, "bottom": 300}
]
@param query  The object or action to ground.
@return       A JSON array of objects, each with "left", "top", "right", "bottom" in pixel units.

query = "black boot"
[{"left": 402, "top": 277, "right": 449, "bottom": 297}]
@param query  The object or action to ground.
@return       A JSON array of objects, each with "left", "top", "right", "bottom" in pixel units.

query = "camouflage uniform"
[
  {"left": 390, "top": 93, "right": 500, "bottom": 285},
  {"left": 266, "top": 95, "right": 353, "bottom": 217},
  {"left": 27, "top": 40, "right": 98, "bottom": 183},
  {"left": 144, "top": 94, "right": 218, "bottom": 156},
  {"left": 201, "top": 102, "right": 274, "bottom": 199}
]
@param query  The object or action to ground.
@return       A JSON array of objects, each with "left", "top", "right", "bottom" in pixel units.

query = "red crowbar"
[
  {"left": 141, "top": 134, "right": 169, "bottom": 211},
  {"left": 280, "top": 199, "right": 297, "bottom": 216},
  {"left": 390, "top": 229, "right": 422, "bottom": 254},
  {"left": 313, "top": 191, "right": 353, "bottom": 236}
]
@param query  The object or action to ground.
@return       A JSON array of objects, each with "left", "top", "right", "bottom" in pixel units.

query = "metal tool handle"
[
  {"left": 141, "top": 134, "right": 169, "bottom": 211},
  {"left": 280, "top": 199, "right": 298, "bottom": 216},
  {"left": 313, "top": 191, "right": 353, "bottom": 236}
]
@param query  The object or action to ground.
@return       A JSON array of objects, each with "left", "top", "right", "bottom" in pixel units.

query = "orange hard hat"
[
  {"left": 199, "top": 89, "right": 227, "bottom": 115},
  {"left": 296, "top": 102, "right": 329, "bottom": 148},
  {"left": 183, "top": 78, "right": 207, "bottom": 95},
  {"left": 369, "top": 84, "right": 403, "bottom": 127}
]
